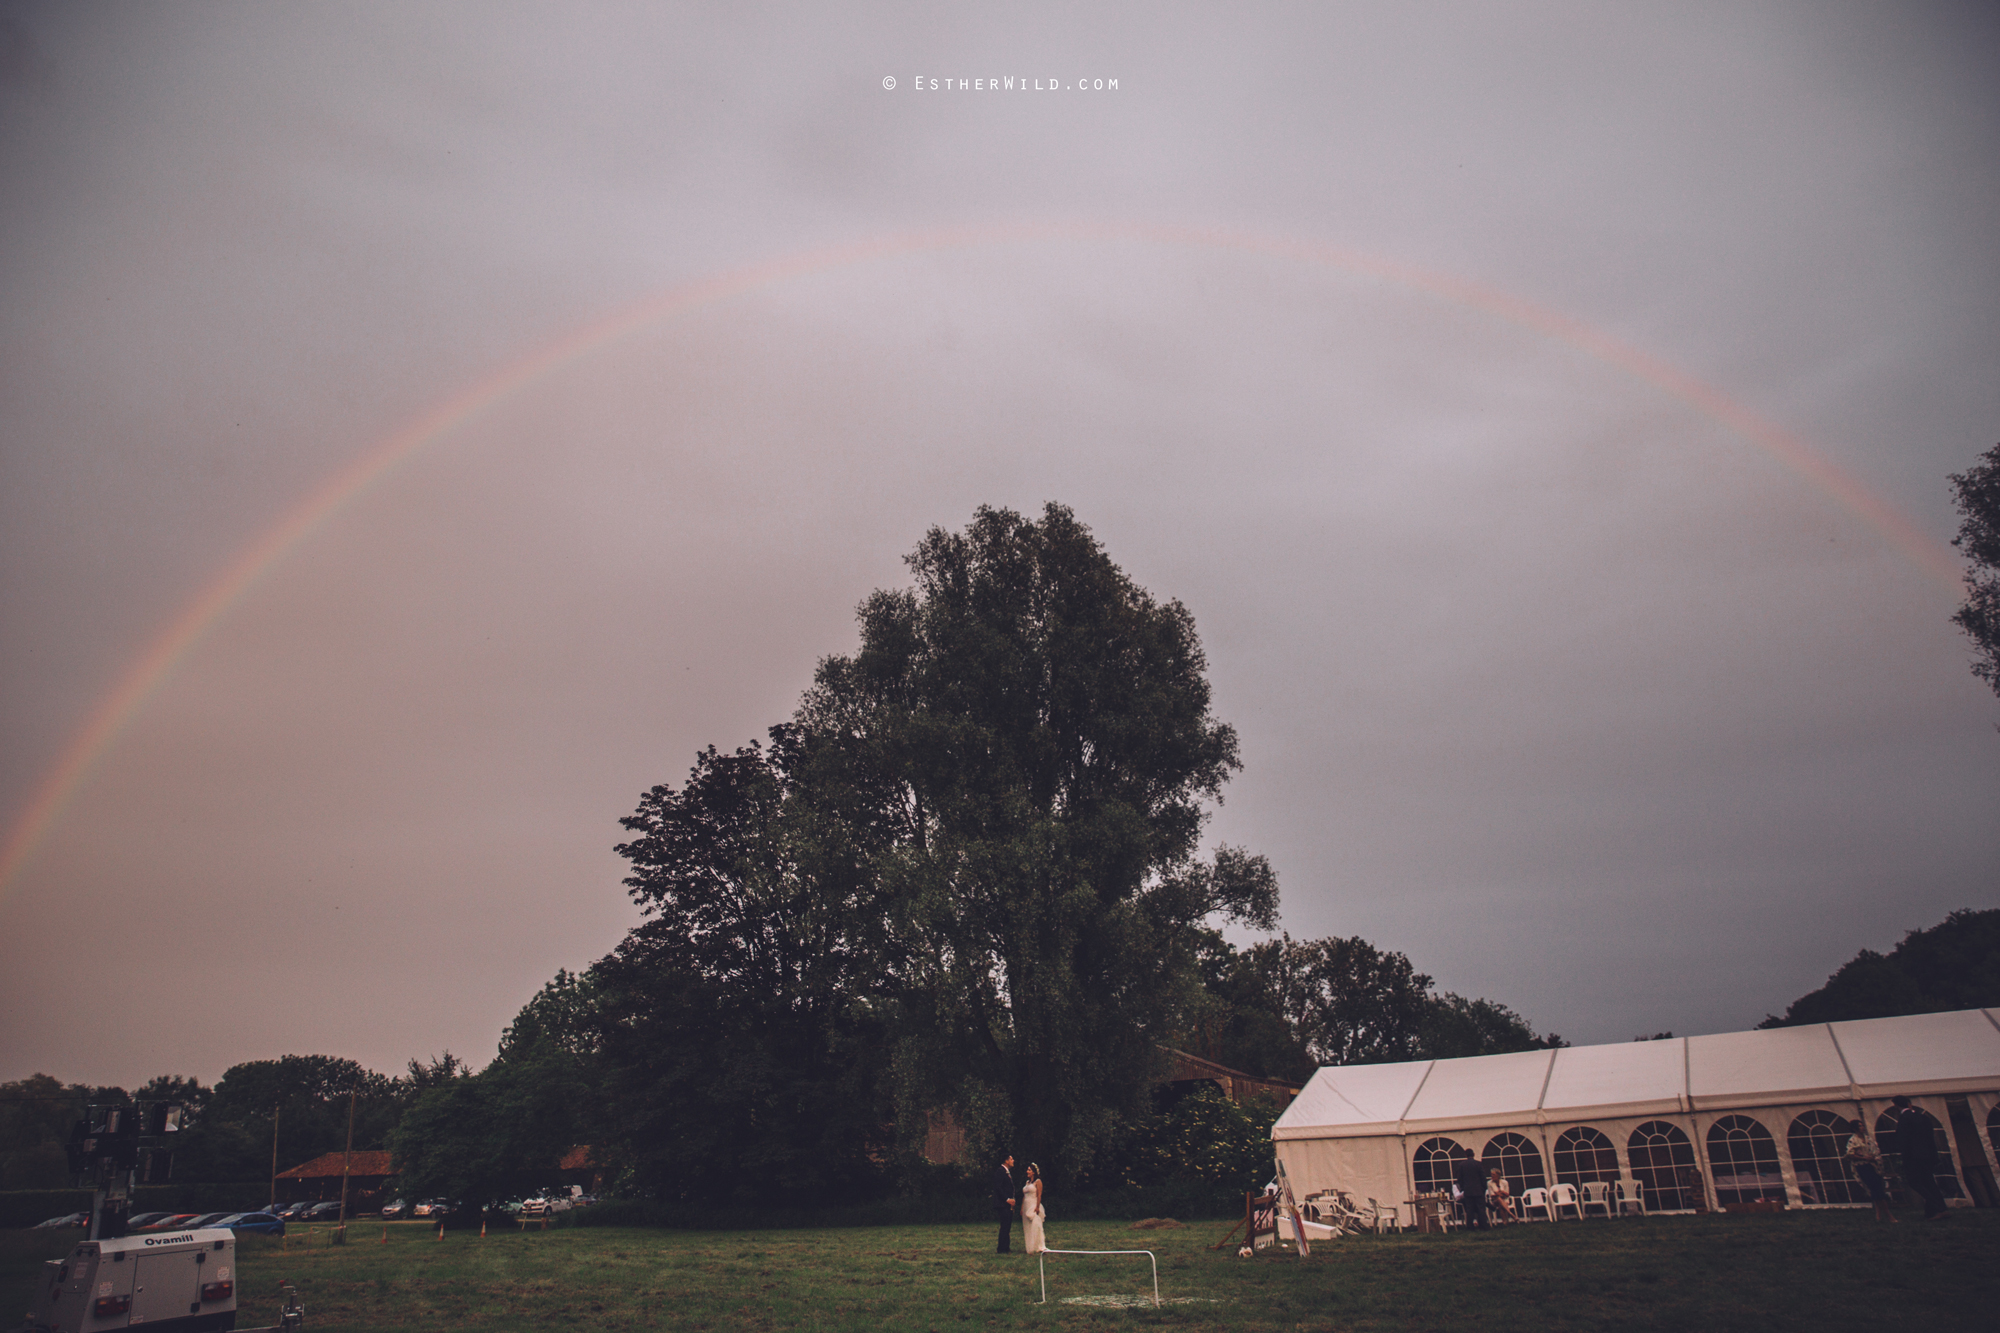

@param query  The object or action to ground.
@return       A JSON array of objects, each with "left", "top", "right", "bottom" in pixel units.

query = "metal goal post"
[{"left": 1035, "top": 1248, "right": 1160, "bottom": 1307}]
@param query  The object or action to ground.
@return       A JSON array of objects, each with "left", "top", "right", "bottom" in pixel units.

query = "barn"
[
  {"left": 276, "top": 1149, "right": 394, "bottom": 1210},
  {"left": 1271, "top": 1007, "right": 2000, "bottom": 1226}
]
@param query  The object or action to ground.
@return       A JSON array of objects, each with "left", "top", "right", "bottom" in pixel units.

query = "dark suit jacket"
[
  {"left": 1895, "top": 1107, "right": 1938, "bottom": 1170},
  {"left": 993, "top": 1164, "right": 1015, "bottom": 1213}
]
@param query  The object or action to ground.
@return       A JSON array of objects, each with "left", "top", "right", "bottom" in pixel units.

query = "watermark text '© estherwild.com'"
[{"left": 881, "top": 76, "right": 1119, "bottom": 92}]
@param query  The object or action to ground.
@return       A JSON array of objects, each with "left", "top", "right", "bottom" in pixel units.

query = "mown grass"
[{"left": 7, "top": 1209, "right": 1996, "bottom": 1331}]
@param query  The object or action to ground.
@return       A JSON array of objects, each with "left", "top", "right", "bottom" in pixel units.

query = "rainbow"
[{"left": 0, "top": 220, "right": 1964, "bottom": 896}]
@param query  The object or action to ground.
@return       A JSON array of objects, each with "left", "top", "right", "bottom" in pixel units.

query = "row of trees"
[{"left": 0, "top": 1055, "right": 465, "bottom": 1192}]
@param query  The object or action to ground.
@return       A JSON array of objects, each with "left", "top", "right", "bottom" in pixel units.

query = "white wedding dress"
[{"left": 1023, "top": 1179, "right": 1047, "bottom": 1254}]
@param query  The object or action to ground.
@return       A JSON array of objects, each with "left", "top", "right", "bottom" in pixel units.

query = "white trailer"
[{"left": 30, "top": 1228, "right": 239, "bottom": 1333}]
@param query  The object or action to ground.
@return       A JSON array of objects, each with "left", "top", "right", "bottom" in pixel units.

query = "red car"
[{"left": 138, "top": 1213, "right": 202, "bottom": 1230}]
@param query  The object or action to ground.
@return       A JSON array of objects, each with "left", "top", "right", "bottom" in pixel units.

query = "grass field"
[{"left": 7, "top": 1210, "right": 1997, "bottom": 1332}]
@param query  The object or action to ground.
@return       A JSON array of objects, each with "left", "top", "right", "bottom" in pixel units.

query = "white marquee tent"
[{"left": 1271, "top": 1008, "right": 2000, "bottom": 1224}]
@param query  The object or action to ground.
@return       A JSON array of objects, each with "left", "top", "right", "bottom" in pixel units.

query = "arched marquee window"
[
  {"left": 1876, "top": 1107, "right": 1964, "bottom": 1200},
  {"left": 1708, "top": 1115, "right": 1784, "bottom": 1206},
  {"left": 1627, "top": 1121, "right": 1697, "bottom": 1210},
  {"left": 1412, "top": 1137, "right": 1471, "bottom": 1195},
  {"left": 1480, "top": 1131, "right": 1546, "bottom": 1195},
  {"left": 1787, "top": 1110, "right": 1862, "bottom": 1205},
  {"left": 1552, "top": 1126, "right": 1620, "bottom": 1188}
]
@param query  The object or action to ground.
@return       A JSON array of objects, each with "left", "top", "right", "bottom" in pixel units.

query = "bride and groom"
[{"left": 993, "top": 1154, "right": 1047, "bottom": 1254}]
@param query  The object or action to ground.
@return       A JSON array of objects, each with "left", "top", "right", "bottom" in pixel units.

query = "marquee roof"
[{"left": 1272, "top": 1008, "right": 2000, "bottom": 1140}]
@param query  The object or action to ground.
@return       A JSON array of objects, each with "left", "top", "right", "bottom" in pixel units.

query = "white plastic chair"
[
  {"left": 1615, "top": 1179, "right": 1646, "bottom": 1216},
  {"left": 1340, "top": 1195, "right": 1377, "bottom": 1236},
  {"left": 1548, "top": 1183, "right": 1582, "bottom": 1220},
  {"left": 1517, "top": 1187, "right": 1553, "bottom": 1221},
  {"left": 1367, "top": 1198, "right": 1401, "bottom": 1234},
  {"left": 1579, "top": 1181, "right": 1613, "bottom": 1218}
]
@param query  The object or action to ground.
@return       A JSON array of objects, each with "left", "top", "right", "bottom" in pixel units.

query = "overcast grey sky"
[{"left": 3, "top": 1, "right": 1996, "bottom": 1086}]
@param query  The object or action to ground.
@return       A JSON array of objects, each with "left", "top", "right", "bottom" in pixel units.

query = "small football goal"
[{"left": 1034, "top": 1248, "right": 1160, "bottom": 1307}]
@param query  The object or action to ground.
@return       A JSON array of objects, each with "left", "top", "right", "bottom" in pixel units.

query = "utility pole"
[
  {"left": 338, "top": 1087, "right": 357, "bottom": 1235},
  {"left": 269, "top": 1104, "right": 281, "bottom": 1209}
]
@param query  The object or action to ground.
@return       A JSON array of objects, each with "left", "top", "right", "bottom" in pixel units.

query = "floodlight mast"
[{"left": 66, "top": 1101, "right": 183, "bottom": 1240}]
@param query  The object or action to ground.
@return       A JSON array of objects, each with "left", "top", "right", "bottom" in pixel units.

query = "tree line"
[
  {"left": 383, "top": 505, "right": 1562, "bottom": 1209},
  {"left": 23, "top": 485, "right": 1990, "bottom": 1215},
  {"left": 0, "top": 1054, "right": 463, "bottom": 1193}
]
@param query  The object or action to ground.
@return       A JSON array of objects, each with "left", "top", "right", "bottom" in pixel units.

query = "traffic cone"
[
  {"left": 436, "top": 1221, "right": 444, "bottom": 1240},
  {"left": 380, "top": 1227, "right": 387, "bottom": 1245},
  {"left": 480, "top": 1219, "right": 487, "bottom": 1238}
]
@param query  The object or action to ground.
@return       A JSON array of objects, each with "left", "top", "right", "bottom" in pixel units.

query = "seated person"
[{"left": 1486, "top": 1167, "right": 1518, "bottom": 1222}]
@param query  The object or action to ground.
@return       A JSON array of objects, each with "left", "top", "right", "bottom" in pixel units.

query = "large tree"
[
  {"left": 602, "top": 737, "right": 895, "bottom": 1203},
  {"left": 594, "top": 504, "right": 1568, "bottom": 1194},
  {"left": 796, "top": 504, "right": 1276, "bottom": 1179},
  {"left": 1949, "top": 443, "right": 2000, "bottom": 699},
  {"left": 609, "top": 504, "right": 1275, "bottom": 1187}
]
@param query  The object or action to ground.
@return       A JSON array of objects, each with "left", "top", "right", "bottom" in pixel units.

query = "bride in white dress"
[{"left": 1022, "top": 1163, "right": 1047, "bottom": 1254}]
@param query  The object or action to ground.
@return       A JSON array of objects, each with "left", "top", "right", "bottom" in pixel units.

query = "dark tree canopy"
[
  {"left": 604, "top": 735, "right": 898, "bottom": 1202},
  {"left": 1219, "top": 934, "right": 1560, "bottom": 1068},
  {"left": 1759, "top": 909, "right": 2000, "bottom": 1028},
  {"left": 799, "top": 504, "right": 1275, "bottom": 1178},
  {"left": 602, "top": 504, "right": 1277, "bottom": 1187},
  {"left": 389, "top": 1040, "right": 589, "bottom": 1211},
  {"left": 1949, "top": 443, "right": 2000, "bottom": 698}
]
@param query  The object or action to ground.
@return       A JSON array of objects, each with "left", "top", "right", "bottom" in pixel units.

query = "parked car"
[
  {"left": 273, "top": 1201, "right": 316, "bottom": 1221},
  {"left": 124, "top": 1212, "right": 175, "bottom": 1228},
  {"left": 302, "top": 1201, "right": 345, "bottom": 1222},
  {"left": 138, "top": 1213, "right": 201, "bottom": 1230},
  {"left": 379, "top": 1198, "right": 409, "bottom": 1219},
  {"left": 30, "top": 1213, "right": 86, "bottom": 1230},
  {"left": 225, "top": 1212, "right": 286, "bottom": 1237},
  {"left": 180, "top": 1213, "right": 236, "bottom": 1230},
  {"left": 412, "top": 1199, "right": 452, "bottom": 1218}
]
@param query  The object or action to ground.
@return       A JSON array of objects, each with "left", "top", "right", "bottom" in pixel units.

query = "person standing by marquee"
[
  {"left": 1892, "top": 1096, "right": 1949, "bottom": 1220},
  {"left": 1453, "top": 1154, "right": 1490, "bottom": 1230}
]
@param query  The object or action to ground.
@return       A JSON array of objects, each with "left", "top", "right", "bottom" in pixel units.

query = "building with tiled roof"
[{"left": 275, "top": 1150, "right": 394, "bottom": 1210}]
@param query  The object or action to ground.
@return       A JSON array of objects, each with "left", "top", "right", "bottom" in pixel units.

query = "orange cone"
[
  {"left": 380, "top": 1228, "right": 387, "bottom": 1245},
  {"left": 480, "top": 1220, "right": 487, "bottom": 1238}
]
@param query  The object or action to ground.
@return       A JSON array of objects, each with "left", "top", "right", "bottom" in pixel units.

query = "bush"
[{"left": 1104, "top": 1085, "right": 1280, "bottom": 1193}]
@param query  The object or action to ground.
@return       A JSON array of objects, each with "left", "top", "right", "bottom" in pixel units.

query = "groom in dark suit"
[{"left": 993, "top": 1154, "right": 1017, "bottom": 1252}]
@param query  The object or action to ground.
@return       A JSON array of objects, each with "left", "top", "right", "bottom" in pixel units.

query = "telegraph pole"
[
  {"left": 269, "top": 1103, "right": 281, "bottom": 1209},
  {"left": 337, "top": 1087, "right": 357, "bottom": 1237}
]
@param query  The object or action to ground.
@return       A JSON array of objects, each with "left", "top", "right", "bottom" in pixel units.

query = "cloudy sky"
[{"left": 3, "top": 1, "right": 1996, "bottom": 1087}]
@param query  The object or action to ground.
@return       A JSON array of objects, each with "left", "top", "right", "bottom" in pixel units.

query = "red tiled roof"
[
  {"left": 1161, "top": 1047, "right": 1301, "bottom": 1097},
  {"left": 277, "top": 1150, "right": 393, "bottom": 1180}
]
